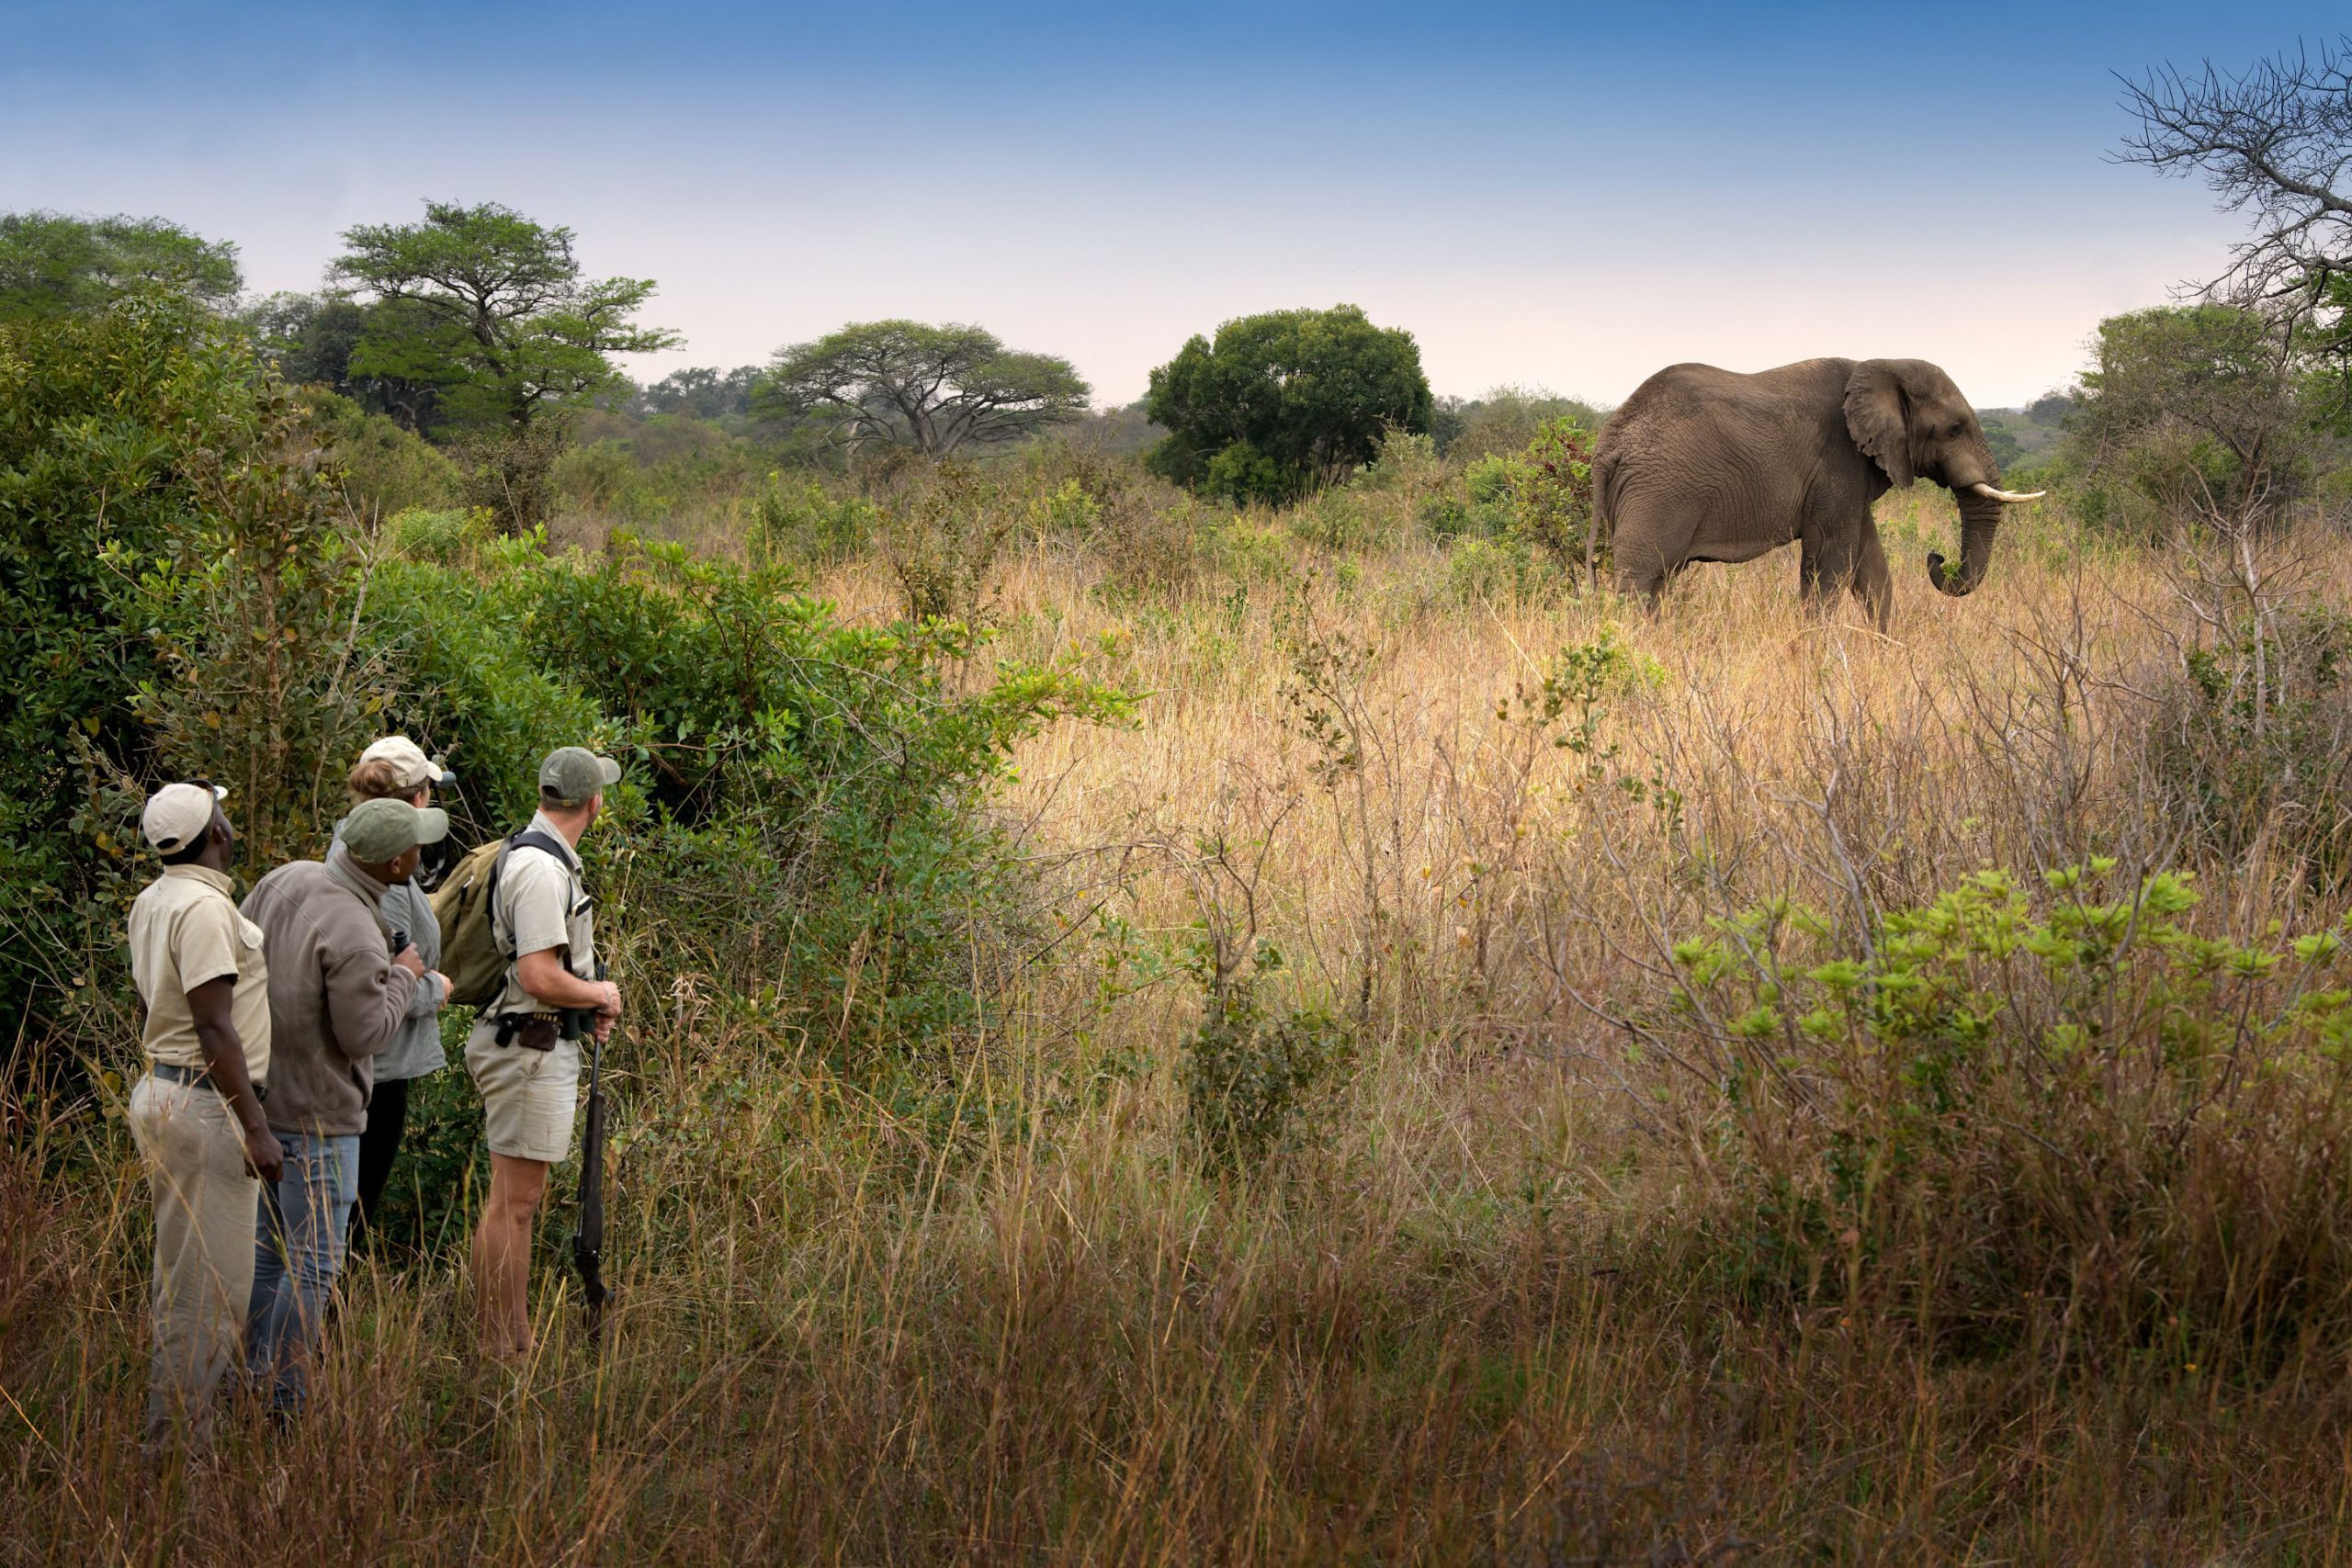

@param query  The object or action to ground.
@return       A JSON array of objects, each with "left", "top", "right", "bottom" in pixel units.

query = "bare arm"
[
  {"left": 187, "top": 976, "right": 283, "bottom": 1184},
  {"left": 516, "top": 949, "right": 620, "bottom": 1016}
]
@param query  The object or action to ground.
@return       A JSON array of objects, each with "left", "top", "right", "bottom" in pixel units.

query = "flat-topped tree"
[
  {"left": 333, "top": 201, "right": 679, "bottom": 434},
  {"left": 759, "top": 321, "right": 1090, "bottom": 457}
]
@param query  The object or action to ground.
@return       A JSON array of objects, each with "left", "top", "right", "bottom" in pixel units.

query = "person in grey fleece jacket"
[
  {"left": 341, "top": 738, "right": 458, "bottom": 1242},
  {"left": 238, "top": 798, "right": 449, "bottom": 1412}
]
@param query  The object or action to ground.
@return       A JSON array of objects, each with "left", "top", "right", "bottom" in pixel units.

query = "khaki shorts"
[{"left": 464, "top": 1021, "right": 582, "bottom": 1163}]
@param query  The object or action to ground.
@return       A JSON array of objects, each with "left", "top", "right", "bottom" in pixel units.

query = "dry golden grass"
[{"left": 10, "top": 489, "right": 2352, "bottom": 1563}]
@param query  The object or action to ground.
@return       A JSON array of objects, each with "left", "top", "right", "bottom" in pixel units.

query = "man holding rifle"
[{"left": 463, "top": 747, "right": 623, "bottom": 1362}]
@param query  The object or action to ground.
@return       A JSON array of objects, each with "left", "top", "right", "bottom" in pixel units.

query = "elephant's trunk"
[{"left": 1927, "top": 488, "right": 2004, "bottom": 597}]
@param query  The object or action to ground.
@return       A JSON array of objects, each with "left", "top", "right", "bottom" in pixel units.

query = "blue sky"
[{"left": 4, "top": 2, "right": 2341, "bottom": 406}]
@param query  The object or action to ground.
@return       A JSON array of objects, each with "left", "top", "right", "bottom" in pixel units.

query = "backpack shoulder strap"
[{"left": 487, "top": 829, "right": 580, "bottom": 959}]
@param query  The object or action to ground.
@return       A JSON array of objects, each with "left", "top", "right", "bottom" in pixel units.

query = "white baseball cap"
[
  {"left": 358, "top": 735, "right": 456, "bottom": 790},
  {"left": 141, "top": 782, "right": 228, "bottom": 853}
]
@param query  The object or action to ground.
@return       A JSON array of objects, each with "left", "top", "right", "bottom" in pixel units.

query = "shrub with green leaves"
[
  {"left": 1668, "top": 860, "right": 2352, "bottom": 1368},
  {"left": 1181, "top": 943, "right": 1351, "bottom": 1174}
]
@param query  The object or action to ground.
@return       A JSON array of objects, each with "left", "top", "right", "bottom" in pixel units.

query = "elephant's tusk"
[{"left": 1968, "top": 481, "right": 2046, "bottom": 504}]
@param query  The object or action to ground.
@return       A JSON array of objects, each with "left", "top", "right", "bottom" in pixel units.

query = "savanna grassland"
[{"left": 13, "top": 450, "right": 2352, "bottom": 1565}]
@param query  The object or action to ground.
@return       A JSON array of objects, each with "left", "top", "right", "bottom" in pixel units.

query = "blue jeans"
[{"left": 245, "top": 1129, "right": 358, "bottom": 1412}]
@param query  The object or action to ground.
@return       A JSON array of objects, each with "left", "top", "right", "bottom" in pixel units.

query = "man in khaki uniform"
[
  {"left": 125, "top": 782, "right": 281, "bottom": 1449},
  {"left": 466, "top": 746, "right": 623, "bottom": 1360}
]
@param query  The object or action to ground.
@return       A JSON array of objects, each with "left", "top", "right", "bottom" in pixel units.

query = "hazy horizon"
[{"left": 6, "top": 0, "right": 2341, "bottom": 408}]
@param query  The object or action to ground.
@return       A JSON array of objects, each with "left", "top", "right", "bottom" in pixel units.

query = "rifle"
[{"left": 563, "top": 964, "right": 613, "bottom": 1342}]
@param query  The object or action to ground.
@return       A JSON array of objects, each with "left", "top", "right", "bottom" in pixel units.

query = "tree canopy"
[
  {"left": 0, "top": 211, "right": 241, "bottom": 321},
  {"left": 330, "top": 201, "right": 678, "bottom": 431},
  {"left": 2066, "top": 304, "right": 2314, "bottom": 536},
  {"left": 1143, "top": 305, "right": 1432, "bottom": 504},
  {"left": 758, "top": 321, "right": 1090, "bottom": 456}
]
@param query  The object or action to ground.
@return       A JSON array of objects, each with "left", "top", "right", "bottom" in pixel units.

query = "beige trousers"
[{"left": 127, "top": 1074, "right": 258, "bottom": 1446}]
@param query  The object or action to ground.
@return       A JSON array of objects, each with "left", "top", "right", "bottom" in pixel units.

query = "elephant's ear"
[{"left": 1844, "top": 360, "right": 1915, "bottom": 488}]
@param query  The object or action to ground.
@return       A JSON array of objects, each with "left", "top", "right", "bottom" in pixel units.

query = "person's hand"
[
  {"left": 426, "top": 970, "right": 451, "bottom": 999},
  {"left": 390, "top": 943, "right": 426, "bottom": 978},
  {"left": 595, "top": 980, "right": 623, "bottom": 1019},
  {"left": 242, "top": 1123, "right": 285, "bottom": 1185},
  {"left": 594, "top": 1011, "right": 616, "bottom": 1043}
]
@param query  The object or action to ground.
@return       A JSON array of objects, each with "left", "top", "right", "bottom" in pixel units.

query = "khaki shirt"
[
  {"left": 487, "top": 814, "right": 594, "bottom": 1015},
  {"left": 128, "top": 864, "right": 272, "bottom": 1080}
]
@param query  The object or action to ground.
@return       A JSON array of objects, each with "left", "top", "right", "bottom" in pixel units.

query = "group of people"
[{"left": 123, "top": 739, "right": 626, "bottom": 1447}]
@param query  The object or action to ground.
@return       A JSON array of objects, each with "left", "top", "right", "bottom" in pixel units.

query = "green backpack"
[{"left": 430, "top": 829, "right": 570, "bottom": 1010}]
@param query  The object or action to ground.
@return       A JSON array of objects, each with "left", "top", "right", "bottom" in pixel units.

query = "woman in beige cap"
[{"left": 342, "top": 736, "right": 458, "bottom": 1244}]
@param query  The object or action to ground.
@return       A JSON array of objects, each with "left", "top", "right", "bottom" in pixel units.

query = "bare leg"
[{"left": 472, "top": 1153, "right": 548, "bottom": 1360}]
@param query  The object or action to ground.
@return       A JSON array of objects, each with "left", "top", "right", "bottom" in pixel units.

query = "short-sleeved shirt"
[
  {"left": 486, "top": 814, "right": 594, "bottom": 1016},
  {"left": 128, "top": 863, "right": 272, "bottom": 1080}
]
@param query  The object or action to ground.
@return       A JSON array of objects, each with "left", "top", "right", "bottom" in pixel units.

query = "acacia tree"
[
  {"left": 332, "top": 201, "right": 678, "bottom": 433},
  {"left": 758, "top": 321, "right": 1090, "bottom": 456},
  {"left": 1144, "top": 305, "right": 1432, "bottom": 504},
  {"left": 0, "top": 211, "right": 241, "bottom": 320},
  {"left": 2119, "top": 36, "right": 2352, "bottom": 423}
]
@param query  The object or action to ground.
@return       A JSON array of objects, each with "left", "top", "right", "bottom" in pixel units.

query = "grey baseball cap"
[
  {"left": 342, "top": 796, "right": 450, "bottom": 863},
  {"left": 539, "top": 746, "right": 622, "bottom": 807}
]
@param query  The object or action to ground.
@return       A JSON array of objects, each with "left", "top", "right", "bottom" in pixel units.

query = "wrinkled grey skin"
[{"left": 1593, "top": 357, "right": 2012, "bottom": 630}]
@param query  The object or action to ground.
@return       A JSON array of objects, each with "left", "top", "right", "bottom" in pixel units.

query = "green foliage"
[
  {"left": 1180, "top": 942, "right": 1351, "bottom": 1173},
  {"left": 333, "top": 201, "right": 680, "bottom": 434},
  {"left": 757, "top": 320, "right": 1090, "bottom": 456},
  {"left": 0, "top": 211, "right": 241, "bottom": 321},
  {"left": 1145, "top": 305, "right": 1433, "bottom": 503},
  {"left": 1432, "top": 385, "right": 1609, "bottom": 459},
  {"left": 300, "top": 389, "right": 460, "bottom": 519},
  {"left": 1672, "top": 860, "right": 2352, "bottom": 1363},
  {"left": 747, "top": 476, "right": 882, "bottom": 569},
  {"left": 0, "top": 298, "right": 377, "bottom": 1045},
  {"left": 2148, "top": 605, "right": 2352, "bottom": 885},
  {"left": 2064, "top": 304, "right": 2314, "bottom": 538},
  {"left": 506, "top": 531, "right": 1135, "bottom": 1062}
]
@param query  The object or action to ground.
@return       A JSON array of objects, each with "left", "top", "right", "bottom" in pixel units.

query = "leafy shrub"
[
  {"left": 385, "top": 505, "right": 495, "bottom": 568},
  {"left": 514, "top": 531, "right": 1134, "bottom": 1063},
  {"left": 300, "top": 388, "right": 460, "bottom": 520},
  {"left": 1443, "top": 536, "right": 1551, "bottom": 603},
  {"left": 1668, "top": 861, "right": 2352, "bottom": 1367},
  {"left": 0, "top": 297, "right": 379, "bottom": 1050},
  {"left": 1181, "top": 943, "right": 1351, "bottom": 1173},
  {"left": 2144, "top": 606, "right": 2352, "bottom": 885},
  {"left": 747, "top": 475, "right": 880, "bottom": 568},
  {"left": 876, "top": 461, "right": 1014, "bottom": 624}
]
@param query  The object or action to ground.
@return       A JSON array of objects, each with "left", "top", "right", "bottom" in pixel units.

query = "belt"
[{"left": 149, "top": 1061, "right": 267, "bottom": 1100}]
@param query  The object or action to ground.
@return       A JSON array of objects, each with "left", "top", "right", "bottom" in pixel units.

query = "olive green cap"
[
  {"left": 539, "top": 746, "right": 621, "bottom": 807},
  {"left": 342, "top": 796, "right": 450, "bottom": 863}
]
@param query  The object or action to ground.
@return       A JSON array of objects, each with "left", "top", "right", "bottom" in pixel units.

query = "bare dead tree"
[{"left": 2117, "top": 36, "right": 2352, "bottom": 416}]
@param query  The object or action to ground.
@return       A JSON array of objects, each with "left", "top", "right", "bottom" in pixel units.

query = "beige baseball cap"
[
  {"left": 358, "top": 735, "right": 456, "bottom": 790},
  {"left": 141, "top": 782, "right": 228, "bottom": 853}
]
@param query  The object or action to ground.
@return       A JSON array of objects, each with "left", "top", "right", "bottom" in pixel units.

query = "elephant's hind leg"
[{"left": 1853, "top": 527, "right": 1894, "bottom": 631}]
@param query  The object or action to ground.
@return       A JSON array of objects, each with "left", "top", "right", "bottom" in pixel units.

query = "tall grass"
[{"left": 10, "top": 484, "right": 2352, "bottom": 1562}]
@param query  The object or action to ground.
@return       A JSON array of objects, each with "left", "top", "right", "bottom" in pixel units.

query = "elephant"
[{"left": 1591, "top": 357, "right": 2043, "bottom": 629}]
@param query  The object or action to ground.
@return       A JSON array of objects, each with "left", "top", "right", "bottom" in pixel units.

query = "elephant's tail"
[{"left": 1587, "top": 448, "right": 1622, "bottom": 584}]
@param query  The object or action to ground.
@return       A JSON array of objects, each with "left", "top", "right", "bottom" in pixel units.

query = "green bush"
[
  {"left": 0, "top": 297, "right": 379, "bottom": 1050},
  {"left": 300, "top": 388, "right": 460, "bottom": 520},
  {"left": 1181, "top": 945, "right": 1351, "bottom": 1173},
  {"left": 1668, "top": 862, "right": 2352, "bottom": 1367},
  {"left": 2146, "top": 606, "right": 2352, "bottom": 886}
]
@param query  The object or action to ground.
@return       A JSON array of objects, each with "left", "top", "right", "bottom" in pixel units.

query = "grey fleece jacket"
[{"left": 240, "top": 841, "right": 420, "bottom": 1135}]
